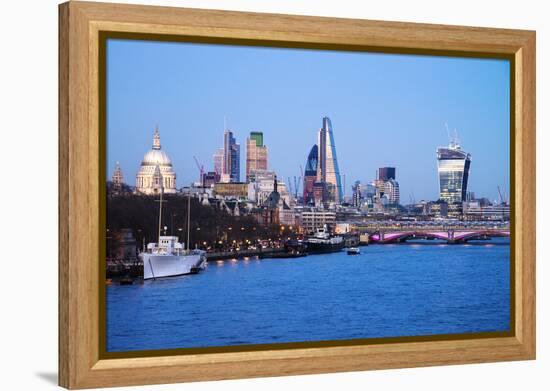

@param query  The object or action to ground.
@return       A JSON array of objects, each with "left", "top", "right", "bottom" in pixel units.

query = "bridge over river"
[{"left": 368, "top": 229, "right": 510, "bottom": 244}]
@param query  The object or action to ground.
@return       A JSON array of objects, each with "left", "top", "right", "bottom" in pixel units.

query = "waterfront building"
[
  {"left": 298, "top": 209, "right": 336, "bottom": 235},
  {"left": 223, "top": 130, "right": 240, "bottom": 182},
  {"left": 247, "top": 170, "right": 291, "bottom": 206},
  {"left": 316, "top": 117, "right": 343, "bottom": 203},
  {"left": 303, "top": 144, "right": 318, "bottom": 205},
  {"left": 212, "top": 182, "right": 249, "bottom": 199},
  {"left": 246, "top": 132, "right": 268, "bottom": 181},
  {"left": 135, "top": 127, "right": 177, "bottom": 195},
  {"left": 428, "top": 200, "right": 448, "bottom": 217},
  {"left": 463, "top": 201, "right": 510, "bottom": 221},
  {"left": 279, "top": 206, "right": 296, "bottom": 226},
  {"left": 437, "top": 138, "right": 471, "bottom": 204},
  {"left": 447, "top": 202, "right": 463, "bottom": 218}
]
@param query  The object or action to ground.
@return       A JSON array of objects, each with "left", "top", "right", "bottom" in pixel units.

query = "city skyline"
[{"left": 107, "top": 39, "right": 510, "bottom": 203}]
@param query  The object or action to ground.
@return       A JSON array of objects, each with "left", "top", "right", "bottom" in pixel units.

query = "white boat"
[
  {"left": 141, "top": 236, "right": 206, "bottom": 280},
  {"left": 139, "top": 173, "right": 206, "bottom": 280},
  {"left": 347, "top": 247, "right": 360, "bottom": 255}
]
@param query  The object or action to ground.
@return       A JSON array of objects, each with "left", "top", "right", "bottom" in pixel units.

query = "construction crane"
[
  {"left": 497, "top": 186, "right": 504, "bottom": 205},
  {"left": 193, "top": 156, "right": 204, "bottom": 188},
  {"left": 293, "top": 176, "right": 301, "bottom": 199}
]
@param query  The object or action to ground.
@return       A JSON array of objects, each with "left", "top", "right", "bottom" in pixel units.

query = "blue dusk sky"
[{"left": 106, "top": 39, "right": 510, "bottom": 203}]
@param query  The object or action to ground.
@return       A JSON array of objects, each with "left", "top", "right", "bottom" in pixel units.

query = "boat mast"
[
  {"left": 186, "top": 189, "right": 191, "bottom": 251},
  {"left": 157, "top": 186, "right": 164, "bottom": 251},
  {"left": 154, "top": 164, "right": 165, "bottom": 251}
]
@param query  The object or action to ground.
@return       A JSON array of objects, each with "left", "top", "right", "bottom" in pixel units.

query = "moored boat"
[
  {"left": 302, "top": 226, "right": 344, "bottom": 254},
  {"left": 141, "top": 237, "right": 206, "bottom": 279},
  {"left": 139, "top": 176, "right": 206, "bottom": 280}
]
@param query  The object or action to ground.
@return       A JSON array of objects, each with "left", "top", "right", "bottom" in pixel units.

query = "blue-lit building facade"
[
  {"left": 436, "top": 141, "right": 471, "bottom": 204},
  {"left": 223, "top": 129, "right": 240, "bottom": 182},
  {"left": 303, "top": 145, "right": 318, "bottom": 205}
]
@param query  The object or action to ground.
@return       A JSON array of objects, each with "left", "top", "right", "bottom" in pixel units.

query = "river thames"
[{"left": 106, "top": 239, "right": 510, "bottom": 352}]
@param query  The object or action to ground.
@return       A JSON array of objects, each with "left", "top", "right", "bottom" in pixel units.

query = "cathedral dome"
[
  {"left": 136, "top": 127, "right": 177, "bottom": 195},
  {"left": 141, "top": 149, "right": 172, "bottom": 166},
  {"left": 140, "top": 127, "right": 173, "bottom": 166}
]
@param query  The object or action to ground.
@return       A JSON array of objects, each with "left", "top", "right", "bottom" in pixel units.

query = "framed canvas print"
[{"left": 58, "top": 1, "right": 536, "bottom": 389}]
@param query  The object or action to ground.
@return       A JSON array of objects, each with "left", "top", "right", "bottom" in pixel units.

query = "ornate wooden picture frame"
[{"left": 59, "top": 1, "right": 535, "bottom": 388}]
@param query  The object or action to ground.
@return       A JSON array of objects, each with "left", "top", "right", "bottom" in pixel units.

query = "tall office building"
[
  {"left": 351, "top": 181, "right": 362, "bottom": 207},
  {"left": 246, "top": 131, "right": 268, "bottom": 181},
  {"left": 378, "top": 167, "right": 396, "bottom": 181},
  {"left": 316, "top": 117, "right": 343, "bottom": 203},
  {"left": 436, "top": 139, "right": 471, "bottom": 204},
  {"left": 371, "top": 166, "right": 400, "bottom": 207},
  {"left": 303, "top": 144, "right": 318, "bottom": 205},
  {"left": 223, "top": 129, "right": 240, "bottom": 182},
  {"left": 213, "top": 148, "right": 224, "bottom": 176},
  {"left": 383, "top": 179, "right": 400, "bottom": 204}
]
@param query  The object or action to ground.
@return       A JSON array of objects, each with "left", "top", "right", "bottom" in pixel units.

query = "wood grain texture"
[
  {"left": 58, "top": 3, "right": 70, "bottom": 387},
  {"left": 58, "top": 1, "right": 536, "bottom": 388}
]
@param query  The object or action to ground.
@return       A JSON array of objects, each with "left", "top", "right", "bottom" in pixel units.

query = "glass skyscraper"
[
  {"left": 303, "top": 144, "right": 318, "bottom": 205},
  {"left": 246, "top": 131, "right": 268, "bottom": 181},
  {"left": 317, "top": 117, "right": 343, "bottom": 203},
  {"left": 436, "top": 140, "right": 471, "bottom": 204},
  {"left": 223, "top": 130, "right": 240, "bottom": 182}
]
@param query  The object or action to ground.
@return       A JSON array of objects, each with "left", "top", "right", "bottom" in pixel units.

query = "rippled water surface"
[{"left": 106, "top": 239, "right": 510, "bottom": 352}]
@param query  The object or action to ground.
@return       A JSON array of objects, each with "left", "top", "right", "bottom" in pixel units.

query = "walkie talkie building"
[{"left": 436, "top": 140, "right": 471, "bottom": 204}]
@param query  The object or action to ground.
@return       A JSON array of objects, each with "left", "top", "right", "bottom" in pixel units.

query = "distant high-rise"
[
  {"left": 383, "top": 178, "right": 400, "bottom": 204},
  {"left": 213, "top": 148, "right": 224, "bottom": 176},
  {"left": 351, "top": 181, "right": 362, "bottom": 207},
  {"left": 317, "top": 117, "right": 343, "bottom": 203},
  {"left": 303, "top": 144, "right": 318, "bottom": 205},
  {"left": 437, "top": 138, "right": 471, "bottom": 204},
  {"left": 378, "top": 167, "right": 396, "bottom": 181},
  {"left": 223, "top": 129, "right": 240, "bottom": 182},
  {"left": 246, "top": 131, "right": 268, "bottom": 181}
]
